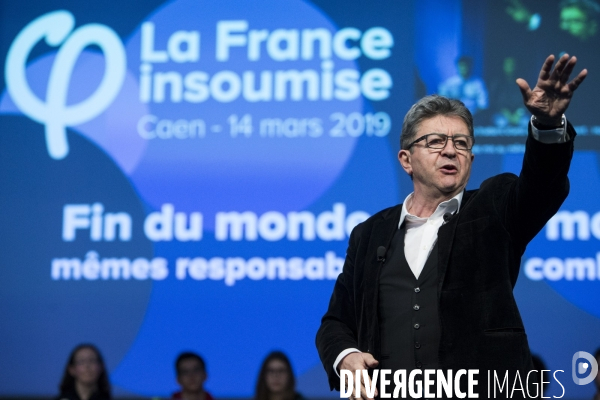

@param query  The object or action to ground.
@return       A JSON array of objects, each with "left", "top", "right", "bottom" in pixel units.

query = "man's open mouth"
[{"left": 440, "top": 164, "right": 458, "bottom": 173}]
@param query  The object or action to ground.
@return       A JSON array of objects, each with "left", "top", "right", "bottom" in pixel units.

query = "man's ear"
[{"left": 398, "top": 149, "right": 413, "bottom": 177}]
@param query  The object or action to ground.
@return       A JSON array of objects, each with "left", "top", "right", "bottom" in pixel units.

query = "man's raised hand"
[{"left": 516, "top": 54, "right": 587, "bottom": 126}]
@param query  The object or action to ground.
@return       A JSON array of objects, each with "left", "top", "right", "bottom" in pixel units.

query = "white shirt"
[
  {"left": 400, "top": 192, "right": 462, "bottom": 279},
  {"left": 332, "top": 117, "right": 568, "bottom": 374}
]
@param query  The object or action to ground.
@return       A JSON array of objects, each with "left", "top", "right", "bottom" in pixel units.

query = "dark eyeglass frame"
[{"left": 407, "top": 133, "right": 474, "bottom": 151}]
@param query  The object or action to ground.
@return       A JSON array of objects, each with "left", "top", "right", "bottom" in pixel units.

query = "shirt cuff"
[
  {"left": 333, "top": 348, "right": 361, "bottom": 377},
  {"left": 530, "top": 114, "right": 569, "bottom": 143}
]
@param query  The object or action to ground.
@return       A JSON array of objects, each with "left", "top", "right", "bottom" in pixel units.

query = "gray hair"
[{"left": 400, "top": 95, "right": 474, "bottom": 151}]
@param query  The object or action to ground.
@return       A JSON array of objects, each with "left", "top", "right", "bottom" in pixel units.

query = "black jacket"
[{"left": 316, "top": 123, "right": 576, "bottom": 391}]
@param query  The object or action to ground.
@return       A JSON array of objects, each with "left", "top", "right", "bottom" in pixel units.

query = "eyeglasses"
[{"left": 407, "top": 133, "right": 474, "bottom": 151}]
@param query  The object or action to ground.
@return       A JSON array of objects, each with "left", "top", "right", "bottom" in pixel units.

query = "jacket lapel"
[
  {"left": 437, "top": 189, "right": 474, "bottom": 291},
  {"left": 437, "top": 213, "right": 458, "bottom": 292},
  {"left": 363, "top": 206, "right": 401, "bottom": 346},
  {"left": 364, "top": 206, "right": 401, "bottom": 289}
]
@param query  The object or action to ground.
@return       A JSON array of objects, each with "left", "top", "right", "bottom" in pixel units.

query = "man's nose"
[{"left": 440, "top": 137, "right": 457, "bottom": 157}]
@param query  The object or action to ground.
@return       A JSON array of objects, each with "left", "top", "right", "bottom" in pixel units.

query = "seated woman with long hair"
[
  {"left": 255, "top": 351, "right": 304, "bottom": 400},
  {"left": 56, "top": 344, "right": 111, "bottom": 400}
]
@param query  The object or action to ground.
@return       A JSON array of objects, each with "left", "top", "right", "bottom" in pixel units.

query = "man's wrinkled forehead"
[{"left": 415, "top": 114, "right": 472, "bottom": 136}]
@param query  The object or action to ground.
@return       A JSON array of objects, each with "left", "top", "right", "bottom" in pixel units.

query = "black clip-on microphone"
[
  {"left": 443, "top": 212, "right": 453, "bottom": 223},
  {"left": 377, "top": 246, "right": 386, "bottom": 262}
]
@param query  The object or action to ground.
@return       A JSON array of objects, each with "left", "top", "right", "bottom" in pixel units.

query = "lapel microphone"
[
  {"left": 377, "top": 246, "right": 386, "bottom": 262},
  {"left": 443, "top": 212, "right": 454, "bottom": 223}
]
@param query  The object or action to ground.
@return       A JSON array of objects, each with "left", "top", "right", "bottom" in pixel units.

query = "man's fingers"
[
  {"left": 361, "top": 352, "right": 379, "bottom": 398},
  {"left": 341, "top": 353, "right": 380, "bottom": 400},
  {"left": 359, "top": 382, "right": 370, "bottom": 400},
  {"left": 559, "top": 56, "right": 577, "bottom": 84},
  {"left": 515, "top": 78, "right": 532, "bottom": 103},
  {"left": 364, "top": 379, "right": 379, "bottom": 399},
  {"left": 538, "top": 55, "right": 555, "bottom": 81},
  {"left": 347, "top": 375, "right": 375, "bottom": 400},
  {"left": 359, "top": 378, "right": 378, "bottom": 400},
  {"left": 362, "top": 352, "right": 380, "bottom": 368},
  {"left": 551, "top": 53, "right": 570, "bottom": 81},
  {"left": 568, "top": 68, "right": 588, "bottom": 92}
]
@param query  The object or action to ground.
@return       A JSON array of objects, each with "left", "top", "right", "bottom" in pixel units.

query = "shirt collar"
[{"left": 399, "top": 191, "right": 464, "bottom": 228}]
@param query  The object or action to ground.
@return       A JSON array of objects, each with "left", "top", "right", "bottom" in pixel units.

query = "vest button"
[
  {"left": 416, "top": 361, "right": 422, "bottom": 368},
  {"left": 414, "top": 323, "right": 420, "bottom": 329},
  {"left": 415, "top": 342, "right": 421, "bottom": 349},
  {"left": 413, "top": 304, "right": 420, "bottom": 311},
  {"left": 414, "top": 287, "right": 420, "bottom": 293}
]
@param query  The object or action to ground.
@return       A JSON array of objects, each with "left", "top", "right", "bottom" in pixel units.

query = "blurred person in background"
[
  {"left": 506, "top": 0, "right": 599, "bottom": 40},
  {"left": 560, "top": 0, "right": 599, "bottom": 40},
  {"left": 56, "top": 344, "right": 111, "bottom": 400},
  {"left": 172, "top": 352, "right": 213, "bottom": 400},
  {"left": 255, "top": 351, "right": 304, "bottom": 400},
  {"left": 438, "top": 55, "right": 489, "bottom": 116},
  {"left": 489, "top": 56, "right": 530, "bottom": 127}
]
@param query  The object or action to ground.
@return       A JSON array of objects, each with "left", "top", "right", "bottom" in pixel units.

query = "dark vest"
[{"left": 378, "top": 222, "right": 441, "bottom": 372}]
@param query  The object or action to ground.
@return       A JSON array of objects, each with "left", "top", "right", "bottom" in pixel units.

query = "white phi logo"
[{"left": 5, "top": 10, "right": 126, "bottom": 159}]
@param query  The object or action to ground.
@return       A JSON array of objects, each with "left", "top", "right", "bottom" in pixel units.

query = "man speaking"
[{"left": 316, "top": 54, "right": 587, "bottom": 398}]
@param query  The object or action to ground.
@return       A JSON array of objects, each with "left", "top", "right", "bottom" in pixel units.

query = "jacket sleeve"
[
  {"left": 494, "top": 122, "right": 576, "bottom": 281},
  {"left": 315, "top": 223, "right": 363, "bottom": 391}
]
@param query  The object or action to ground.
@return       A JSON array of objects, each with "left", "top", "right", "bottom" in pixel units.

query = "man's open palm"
[{"left": 516, "top": 54, "right": 587, "bottom": 126}]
